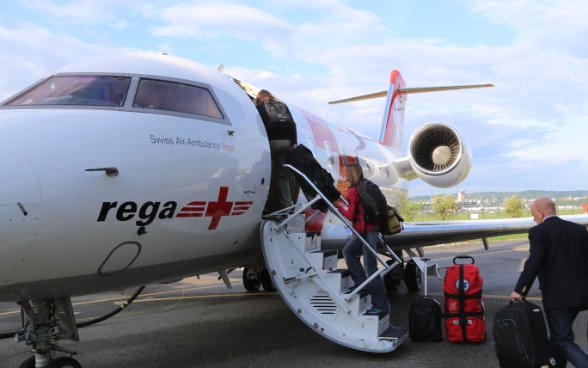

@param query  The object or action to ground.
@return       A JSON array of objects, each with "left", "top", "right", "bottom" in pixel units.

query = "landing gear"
[
  {"left": 242, "top": 267, "right": 275, "bottom": 292},
  {"left": 19, "top": 356, "right": 82, "bottom": 368},
  {"left": 260, "top": 269, "right": 276, "bottom": 291},
  {"left": 383, "top": 260, "right": 404, "bottom": 292},
  {"left": 16, "top": 298, "right": 82, "bottom": 368},
  {"left": 47, "top": 357, "right": 82, "bottom": 368},
  {"left": 242, "top": 267, "right": 261, "bottom": 291},
  {"left": 18, "top": 357, "right": 35, "bottom": 368},
  {"left": 404, "top": 260, "right": 422, "bottom": 292}
]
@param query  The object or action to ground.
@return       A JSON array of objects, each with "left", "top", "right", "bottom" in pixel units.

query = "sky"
[{"left": 1, "top": 0, "right": 587, "bottom": 197}]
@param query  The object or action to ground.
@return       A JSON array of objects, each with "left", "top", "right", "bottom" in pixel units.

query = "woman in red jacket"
[{"left": 336, "top": 163, "right": 390, "bottom": 315}]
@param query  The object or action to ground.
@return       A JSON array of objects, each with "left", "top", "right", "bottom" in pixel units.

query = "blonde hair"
[{"left": 345, "top": 163, "right": 364, "bottom": 186}]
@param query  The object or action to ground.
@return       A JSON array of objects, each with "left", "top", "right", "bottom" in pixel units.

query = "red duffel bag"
[{"left": 443, "top": 255, "right": 486, "bottom": 343}]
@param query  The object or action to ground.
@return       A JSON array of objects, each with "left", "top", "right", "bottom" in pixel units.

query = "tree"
[
  {"left": 504, "top": 194, "right": 525, "bottom": 218},
  {"left": 403, "top": 199, "right": 423, "bottom": 222},
  {"left": 431, "top": 194, "right": 457, "bottom": 220}
]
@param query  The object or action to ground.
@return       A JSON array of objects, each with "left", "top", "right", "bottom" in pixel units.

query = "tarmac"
[{"left": 1, "top": 239, "right": 586, "bottom": 367}]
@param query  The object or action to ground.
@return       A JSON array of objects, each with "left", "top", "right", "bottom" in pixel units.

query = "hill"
[{"left": 409, "top": 190, "right": 588, "bottom": 203}]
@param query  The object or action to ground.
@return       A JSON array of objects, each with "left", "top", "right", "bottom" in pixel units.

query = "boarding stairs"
[{"left": 260, "top": 165, "right": 409, "bottom": 353}]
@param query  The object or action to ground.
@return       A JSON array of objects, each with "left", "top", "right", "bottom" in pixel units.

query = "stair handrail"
[{"left": 282, "top": 164, "right": 403, "bottom": 298}]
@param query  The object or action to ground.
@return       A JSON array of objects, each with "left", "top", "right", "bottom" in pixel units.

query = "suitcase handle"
[{"left": 452, "top": 255, "right": 475, "bottom": 265}]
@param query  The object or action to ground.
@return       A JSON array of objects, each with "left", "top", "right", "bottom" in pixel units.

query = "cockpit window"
[
  {"left": 133, "top": 78, "right": 223, "bottom": 119},
  {"left": 4, "top": 75, "right": 131, "bottom": 107}
]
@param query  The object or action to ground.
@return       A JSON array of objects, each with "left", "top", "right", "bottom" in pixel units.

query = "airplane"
[{"left": 1, "top": 51, "right": 587, "bottom": 368}]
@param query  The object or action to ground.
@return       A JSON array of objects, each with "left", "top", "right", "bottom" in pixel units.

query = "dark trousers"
[
  {"left": 342, "top": 230, "right": 390, "bottom": 311},
  {"left": 269, "top": 139, "right": 293, "bottom": 209},
  {"left": 546, "top": 307, "right": 588, "bottom": 368}
]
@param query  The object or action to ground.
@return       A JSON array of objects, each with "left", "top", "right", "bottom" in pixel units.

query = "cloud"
[
  {"left": 0, "top": 0, "right": 586, "bottom": 195},
  {"left": 21, "top": 0, "right": 136, "bottom": 27}
]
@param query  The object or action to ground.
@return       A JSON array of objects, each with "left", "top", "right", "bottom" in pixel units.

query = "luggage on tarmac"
[
  {"left": 409, "top": 258, "right": 443, "bottom": 342},
  {"left": 409, "top": 296, "right": 443, "bottom": 342},
  {"left": 284, "top": 144, "right": 340, "bottom": 211},
  {"left": 493, "top": 300, "right": 552, "bottom": 368},
  {"left": 443, "top": 255, "right": 486, "bottom": 343}
]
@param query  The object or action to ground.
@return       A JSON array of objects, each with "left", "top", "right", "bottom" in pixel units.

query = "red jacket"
[{"left": 337, "top": 185, "right": 379, "bottom": 234}]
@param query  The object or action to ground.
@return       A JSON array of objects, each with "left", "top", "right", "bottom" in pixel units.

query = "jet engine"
[{"left": 406, "top": 122, "right": 471, "bottom": 188}]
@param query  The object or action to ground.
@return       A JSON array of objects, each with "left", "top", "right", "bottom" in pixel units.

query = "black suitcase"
[
  {"left": 409, "top": 296, "right": 443, "bottom": 342},
  {"left": 493, "top": 300, "right": 552, "bottom": 368},
  {"left": 408, "top": 258, "right": 443, "bottom": 342},
  {"left": 285, "top": 144, "right": 340, "bottom": 211}
]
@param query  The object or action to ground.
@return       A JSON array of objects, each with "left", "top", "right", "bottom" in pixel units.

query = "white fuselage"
[{"left": 0, "top": 52, "right": 406, "bottom": 303}]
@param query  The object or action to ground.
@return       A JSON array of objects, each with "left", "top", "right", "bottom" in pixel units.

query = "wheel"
[
  {"left": 383, "top": 260, "right": 403, "bottom": 292},
  {"left": 19, "top": 356, "right": 82, "bottom": 368},
  {"left": 259, "top": 269, "right": 276, "bottom": 291},
  {"left": 18, "top": 357, "right": 35, "bottom": 368},
  {"left": 242, "top": 267, "right": 261, "bottom": 291},
  {"left": 48, "top": 357, "right": 82, "bottom": 368},
  {"left": 404, "top": 260, "right": 421, "bottom": 292}
]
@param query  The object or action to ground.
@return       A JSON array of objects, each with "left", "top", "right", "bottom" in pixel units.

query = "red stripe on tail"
[{"left": 378, "top": 70, "right": 406, "bottom": 151}]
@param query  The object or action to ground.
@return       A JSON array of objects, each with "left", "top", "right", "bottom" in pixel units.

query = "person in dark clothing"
[
  {"left": 336, "top": 163, "right": 390, "bottom": 315},
  {"left": 255, "top": 89, "right": 297, "bottom": 210},
  {"left": 510, "top": 197, "right": 588, "bottom": 368}
]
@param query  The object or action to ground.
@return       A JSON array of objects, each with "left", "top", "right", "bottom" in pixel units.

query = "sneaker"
[{"left": 365, "top": 308, "right": 382, "bottom": 315}]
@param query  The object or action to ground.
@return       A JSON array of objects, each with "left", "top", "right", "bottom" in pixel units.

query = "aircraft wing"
[{"left": 384, "top": 214, "right": 588, "bottom": 249}]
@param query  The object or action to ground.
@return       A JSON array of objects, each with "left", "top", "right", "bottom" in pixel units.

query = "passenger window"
[
  {"left": 4, "top": 75, "right": 131, "bottom": 107},
  {"left": 324, "top": 141, "right": 335, "bottom": 168},
  {"left": 133, "top": 79, "right": 223, "bottom": 119}
]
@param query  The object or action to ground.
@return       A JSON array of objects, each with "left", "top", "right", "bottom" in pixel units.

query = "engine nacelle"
[{"left": 407, "top": 122, "right": 471, "bottom": 188}]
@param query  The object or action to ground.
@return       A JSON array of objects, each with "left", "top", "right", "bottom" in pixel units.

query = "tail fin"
[
  {"left": 328, "top": 71, "right": 493, "bottom": 151},
  {"left": 327, "top": 70, "right": 406, "bottom": 151},
  {"left": 378, "top": 70, "right": 406, "bottom": 151}
]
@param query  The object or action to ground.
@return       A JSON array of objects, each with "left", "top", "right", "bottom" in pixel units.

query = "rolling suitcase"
[
  {"left": 493, "top": 300, "right": 552, "bottom": 368},
  {"left": 443, "top": 255, "right": 486, "bottom": 343},
  {"left": 409, "top": 258, "right": 443, "bottom": 342},
  {"left": 285, "top": 144, "right": 340, "bottom": 211}
]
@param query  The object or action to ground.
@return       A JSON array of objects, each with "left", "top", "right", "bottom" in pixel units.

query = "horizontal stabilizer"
[{"left": 328, "top": 83, "right": 493, "bottom": 104}]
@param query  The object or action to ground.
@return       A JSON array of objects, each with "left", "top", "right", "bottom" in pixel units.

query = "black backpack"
[
  {"left": 263, "top": 101, "right": 293, "bottom": 124},
  {"left": 356, "top": 180, "right": 387, "bottom": 224}
]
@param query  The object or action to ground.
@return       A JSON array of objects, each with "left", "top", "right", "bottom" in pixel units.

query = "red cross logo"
[
  {"left": 206, "top": 187, "right": 233, "bottom": 230},
  {"left": 176, "top": 187, "right": 253, "bottom": 230}
]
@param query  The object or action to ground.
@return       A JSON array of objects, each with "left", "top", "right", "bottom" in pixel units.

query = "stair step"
[
  {"left": 379, "top": 325, "right": 409, "bottom": 347},
  {"left": 309, "top": 249, "right": 337, "bottom": 271},
  {"left": 322, "top": 269, "right": 351, "bottom": 293},
  {"left": 261, "top": 219, "right": 406, "bottom": 353}
]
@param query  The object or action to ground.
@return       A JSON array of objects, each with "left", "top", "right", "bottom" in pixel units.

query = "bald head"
[{"left": 530, "top": 197, "right": 556, "bottom": 224}]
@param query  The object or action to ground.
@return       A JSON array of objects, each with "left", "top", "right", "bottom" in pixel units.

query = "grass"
[
  {"left": 409, "top": 208, "right": 582, "bottom": 222},
  {"left": 407, "top": 209, "right": 584, "bottom": 242}
]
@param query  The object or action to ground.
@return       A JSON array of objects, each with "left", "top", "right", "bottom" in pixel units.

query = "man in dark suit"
[{"left": 511, "top": 197, "right": 588, "bottom": 367}]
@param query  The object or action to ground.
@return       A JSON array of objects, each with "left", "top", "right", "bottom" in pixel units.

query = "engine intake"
[{"left": 407, "top": 122, "right": 471, "bottom": 188}]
